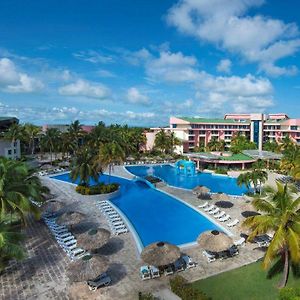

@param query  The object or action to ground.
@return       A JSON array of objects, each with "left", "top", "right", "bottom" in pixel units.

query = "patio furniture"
[
  {"left": 227, "top": 219, "right": 239, "bottom": 227},
  {"left": 87, "top": 272, "right": 112, "bottom": 291},
  {"left": 202, "top": 250, "right": 216, "bottom": 263},
  {"left": 149, "top": 265, "right": 160, "bottom": 278},
  {"left": 204, "top": 205, "right": 215, "bottom": 212},
  {"left": 218, "top": 215, "right": 231, "bottom": 222},
  {"left": 140, "top": 266, "right": 151, "bottom": 280},
  {"left": 198, "top": 201, "right": 208, "bottom": 208},
  {"left": 182, "top": 255, "right": 196, "bottom": 268},
  {"left": 234, "top": 237, "right": 246, "bottom": 247}
]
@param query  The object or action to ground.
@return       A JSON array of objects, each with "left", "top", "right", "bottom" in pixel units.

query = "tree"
[
  {"left": 23, "top": 123, "right": 40, "bottom": 155},
  {"left": 243, "top": 183, "right": 300, "bottom": 288},
  {"left": 40, "top": 128, "right": 61, "bottom": 164},
  {"left": 0, "top": 221, "right": 25, "bottom": 271},
  {"left": 95, "top": 142, "right": 125, "bottom": 182},
  {"left": 167, "top": 132, "right": 181, "bottom": 154},
  {"left": 70, "top": 147, "right": 99, "bottom": 187},
  {"left": 237, "top": 172, "right": 251, "bottom": 191},
  {"left": 0, "top": 158, "right": 49, "bottom": 225},
  {"left": 68, "top": 120, "right": 83, "bottom": 149},
  {"left": 280, "top": 144, "right": 300, "bottom": 176},
  {"left": 3, "top": 123, "right": 24, "bottom": 151},
  {"left": 263, "top": 140, "right": 279, "bottom": 153},
  {"left": 230, "top": 134, "right": 257, "bottom": 154},
  {"left": 206, "top": 137, "right": 225, "bottom": 152},
  {"left": 279, "top": 136, "right": 293, "bottom": 152},
  {"left": 154, "top": 129, "right": 169, "bottom": 154}
]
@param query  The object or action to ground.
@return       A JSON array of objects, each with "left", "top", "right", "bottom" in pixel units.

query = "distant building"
[
  {"left": 0, "top": 117, "right": 21, "bottom": 159},
  {"left": 42, "top": 124, "right": 95, "bottom": 133},
  {"left": 145, "top": 113, "right": 300, "bottom": 154}
]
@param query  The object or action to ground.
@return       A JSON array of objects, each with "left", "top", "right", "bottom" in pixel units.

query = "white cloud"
[
  {"left": 167, "top": 0, "right": 300, "bottom": 76},
  {"left": 73, "top": 50, "right": 114, "bottom": 64},
  {"left": 126, "top": 87, "right": 150, "bottom": 105},
  {"left": 217, "top": 59, "right": 232, "bottom": 73},
  {"left": 97, "top": 69, "right": 116, "bottom": 78},
  {"left": 58, "top": 79, "right": 110, "bottom": 99},
  {"left": 0, "top": 58, "right": 44, "bottom": 93},
  {"left": 145, "top": 51, "right": 199, "bottom": 82}
]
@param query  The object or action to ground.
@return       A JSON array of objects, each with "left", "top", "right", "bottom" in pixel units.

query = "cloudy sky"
[{"left": 0, "top": 0, "right": 299, "bottom": 126}]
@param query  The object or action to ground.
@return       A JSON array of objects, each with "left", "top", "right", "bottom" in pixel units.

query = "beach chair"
[
  {"left": 198, "top": 201, "right": 208, "bottom": 208},
  {"left": 218, "top": 215, "right": 231, "bottom": 222},
  {"left": 113, "top": 228, "right": 128, "bottom": 235},
  {"left": 164, "top": 265, "right": 174, "bottom": 276},
  {"left": 202, "top": 250, "right": 216, "bottom": 263},
  {"left": 87, "top": 273, "right": 111, "bottom": 291},
  {"left": 149, "top": 265, "right": 160, "bottom": 278},
  {"left": 227, "top": 219, "right": 239, "bottom": 227},
  {"left": 234, "top": 237, "right": 246, "bottom": 247},
  {"left": 214, "top": 211, "right": 226, "bottom": 219},
  {"left": 174, "top": 258, "right": 185, "bottom": 272},
  {"left": 140, "top": 266, "right": 151, "bottom": 280},
  {"left": 204, "top": 205, "right": 215, "bottom": 212},
  {"left": 209, "top": 207, "right": 220, "bottom": 215},
  {"left": 109, "top": 221, "right": 124, "bottom": 227},
  {"left": 182, "top": 255, "right": 196, "bottom": 268},
  {"left": 54, "top": 232, "right": 72, "bottom": 239},
  {"left": 69, "top": 248, "right": 86, "bottom": 260}
]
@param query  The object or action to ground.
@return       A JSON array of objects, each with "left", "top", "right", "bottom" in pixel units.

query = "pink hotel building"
[{"left": 146, "top": 113, "right": 300, "bottom": 153}]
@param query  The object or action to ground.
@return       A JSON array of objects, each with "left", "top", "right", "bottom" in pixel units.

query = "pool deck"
[{"left": 0, "top": 167, "right": 271, "bottom": 299}]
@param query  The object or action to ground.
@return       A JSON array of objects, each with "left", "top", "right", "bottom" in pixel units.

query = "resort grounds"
[{"left": 0, "top": 165, "right": 286, "bottom": 299}]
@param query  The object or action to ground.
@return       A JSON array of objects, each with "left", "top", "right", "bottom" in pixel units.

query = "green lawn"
[{"left": 191, "top": 261, "right": 300, "bottom": 300}]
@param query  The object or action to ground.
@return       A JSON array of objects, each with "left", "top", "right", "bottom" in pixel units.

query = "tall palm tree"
[
  {"left": 95, "top": 142, "right": 125, "bottom": 183},
  {"left": 237, "top": 172, "right": 251, "bottom": 191},
  {"left": 168, "top": 132, "right": 181, "bottom": 154},
  {"left": 154, "top": 129, "right": 169, "bottom": 154},
  {"left": 3, "top": 123, "right": 24, "bottom": 156},
  {"left": 280, "top": 145, "right": 300, "bottom": 175},
  {"left": 68, "top": 120, "right": 83, "bottom": 148},
  {"left": 70, "top": 147, "right": 99, "bottom": 187},
  {"left": 0, "top": 158, "right": 49, "bottom": 225},
  {"left": 243, "top": 183, "right": 300, "bottom": 288},
  {"left": 230, "top": 134, "right": 257, "bottom": 154},
  {"left": 40, "top": 128, "right": 61, "bottom": 164},
  {"left": 23, "top": 123, "right": 40, "bottom": 155},
  {"left": 0, "top": 221, "right": 25, "bottom": 271}
]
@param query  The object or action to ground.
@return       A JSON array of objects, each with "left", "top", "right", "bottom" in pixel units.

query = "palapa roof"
[
  {"left": 141, "top": 242, "right": 180, "bottom": 266},
  {"left": 197, "top": 230, "right": 233, "bottom": 252},
  {"left": 75, "top": 228, "right": 111, "bottom": 251}
]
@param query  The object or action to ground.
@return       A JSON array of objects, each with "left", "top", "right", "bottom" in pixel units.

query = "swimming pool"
[
  {"left": 126, "top": 164, "right": 247, "bottom": 195},
  {"left": 51, "top": 173, "right": 226, "bottom": 249}
]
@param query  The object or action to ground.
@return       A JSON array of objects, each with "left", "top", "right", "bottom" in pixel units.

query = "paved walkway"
[{"left": 0, "top": 169, "right": 268, "bottom": 299}]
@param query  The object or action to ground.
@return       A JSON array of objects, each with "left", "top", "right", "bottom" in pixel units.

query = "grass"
[{"left": 191, "top": 261, "right": 300, "bottom": 300}]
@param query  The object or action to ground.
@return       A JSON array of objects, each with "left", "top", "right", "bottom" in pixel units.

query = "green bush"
[
  {"left": 170, "top": 275, "right": 210, "bottom": 300},
  {"left": 138, "top": 292, "right": 156, "bottom": 300},
  {"left": 279, "top": 287, "right": 300, "bottom": 300},
  {"left": 76, "top": 183, "right": 119, "bottom": 195},
  {"left": 215, "top": 168, "right": 228, "bottom": 175}
]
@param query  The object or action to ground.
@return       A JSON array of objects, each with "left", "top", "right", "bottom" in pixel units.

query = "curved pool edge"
[{"left": 124, "top": 165, "right": 246, "bottom": 197}]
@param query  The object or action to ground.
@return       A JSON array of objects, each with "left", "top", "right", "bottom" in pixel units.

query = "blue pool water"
[
  {"left": 51, "top": 173, "right": 223, "bottom": 248},
  {"left": 126, "top": 165, "right": 247, "bottom": 195}
]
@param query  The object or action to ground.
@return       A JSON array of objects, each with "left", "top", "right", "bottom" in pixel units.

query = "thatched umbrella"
[
  {"left": 197, "top": 230, "right": 233, "bottom": 253},
  {"left": 215, "top": 201, "right": 234, "bottom": 209},
  {"left": 66, "top": 254, "right": 109, "bottom": 282},
  {"left": 211, "top": 193, "right": 229, "bottom": 201},
  {"left": 141, "top": 242, "right": 180, "bottom": 266},
  {"left": 42, "top": 200, "right": 64, "bottom": 213},
  {"left": 56, "top": 211, "right": 86, "bottom": 227},
  {"left": 193, "top": 185, "right": 210, "bottom": 195},
  {"left": 76, "top": 228, "right": 111, "bottom": 252}
]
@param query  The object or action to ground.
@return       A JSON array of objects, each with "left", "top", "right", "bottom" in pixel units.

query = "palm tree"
[
  {"left": 154, "top": 129, "right": 169, "bottom": 154},
  {"left": 95, "top": 142, "right": 125, "bottom": 183},
  {"left": 243, "top": 183, "right": 300, "bottom": 288},
  {"left": 279, "top": 136, "right": 293, "bottom": 152},
  {"left": 0, "top": 158, "right": 49, "bottom": 225},
  {"left": 23, "top": 123, "right": 40, "bottom": 155},
  {"left": 3, "top": 123, "right": 24, "bottom": 156},
  {"left": 251, "top": 169, "right": 268, "bottom": 194},
  {"left": 230, "top": 134, "right": 257, "bottom": 154},
  {"left": 68, "top": 120, "right": 83, "bottom": 148},
  {"left": 280, "top": 145, "right": 300, "bottom": 175},
  {"left": 167, "top": 132, "right": 181, "bottom": 154},
  {"left": 70, "top": 147, "right": 99, "bottom": 187},
  {"left": 0, "top": 221, "right": 25, "bottom": 271},
  {"left": 237, "top": 172, "right": 251, "bottom": 191},
  {"left": 40, "top": 128, "right": 61, "bottom": 164}
]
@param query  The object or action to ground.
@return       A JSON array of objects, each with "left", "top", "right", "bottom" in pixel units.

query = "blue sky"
[{"left": 0, "top": 0, "right": 299, "bottom": 126}]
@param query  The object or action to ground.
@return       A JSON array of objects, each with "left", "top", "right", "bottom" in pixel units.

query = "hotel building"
[{"left": 147, "top": 113, "right": 300, "bottom": 154}]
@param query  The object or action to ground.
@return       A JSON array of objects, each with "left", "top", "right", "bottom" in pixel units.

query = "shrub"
[
  {"left": 279, "top": 287, "right": 300, "bottom": 300},
  {"left": 170, "top": 275, "right": 210, "bottom": 300},
  {"left": 215, "top": 168, "right": 228, "bottom": 175},
  {"left": 138, "top": 292, "right": 155, "bottom": 300},
  {"left": 75, "top": 183, "right": 119, "bottom": 195}
]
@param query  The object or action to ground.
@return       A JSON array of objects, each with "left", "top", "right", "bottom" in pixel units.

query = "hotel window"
[
  {"left": 171, "top": 124, "right": 177, "bottom": 128},
  {"left": 8, "top": 150, "right": 12, "bottom": 155},
  {"left": 291, "top": 126, "right": 298, "bottom": 130},
  {"left": 188, "top": 130, "right": 194, "bottom": 134},
  {"left": 188, "top": 136, "right": 194, "bottom": 140}
]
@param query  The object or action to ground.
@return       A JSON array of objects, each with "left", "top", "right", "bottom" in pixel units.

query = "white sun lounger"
[
  {"left": 109, "top": 221, "right": 124, "bottom": 227},
  {"left": 57, "top": 235, "right": 75, "bottom": 243},
  {"left": 227, "top": 219, "right": 239, "bottom": 227},
  {"left": 234, "top": 237, "right": 246, "bottom": 247},
  {"left": 105, "top": 212, "right": 119, "bottom": 217},
  {"left": 218, "top": 215, "right": 231, "bottom": 222},
  {"left": 149, "top": 265, "right": 160, "bottom": 278},
  {"left": 202, "top": 250, "right": 216, "bottom": 263},
  {"left": 69, "top": 248, "right": 87, "bottom": 260},
  {"left": 209, "top": 207, "right": 220, "bottom": 215},
  {"left": 204, "top": 205, "right": 215, "bottom": 212},
  {"left": 198, "top": 201, "right": 208, "bottom": 208},
  {"left": 113, "top": 224, "right": 127, "bottom": 230},
  {"left": 113, "top": 228, "right": 128, "bottom": 235},
  {"left": 109, "top": 216, "right": 122, "bottom": 222},
  {"left": 54, "top": 232, "right": 72, "bottom": 239},
  {"left": 214, "top": 211, "right": 226, "bottom": 219}
]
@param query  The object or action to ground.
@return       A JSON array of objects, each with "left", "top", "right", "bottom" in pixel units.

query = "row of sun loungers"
[
  {"left": 42, "top": 215, "right": 88, "bottom": 260},
  {"left": 202, "top": 246, "right": 239, "bottom": 263},
  {"left": 277, "top": 175, "right": 300, "bottom": 191},
  {"left": 38, "top": 168, "right": 66, "bottom": 176},
  {"left": 96, "top": 200, "right": 129, "bottom": 235},
  {"left": 140, "top": 255, "right": 196, "bottom": 280},
  {"left": 198, "top": 202, "right": 240, "bottom": 227},
  {"left": 124, "top": 160, "right": 175, "bottom": 165}
]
